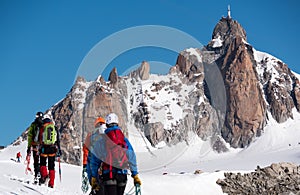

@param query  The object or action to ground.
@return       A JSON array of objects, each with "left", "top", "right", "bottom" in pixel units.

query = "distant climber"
[{"left": 16, "top": 152, "right": 22, "bottom": 163}]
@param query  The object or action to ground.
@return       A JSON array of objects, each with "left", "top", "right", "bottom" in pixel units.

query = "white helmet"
[
  {"left": 105, "top": 113, "right": 118, "bottom": 125},
  {"left": 43, "top": 114, "right": 52, "bottom": 120}
]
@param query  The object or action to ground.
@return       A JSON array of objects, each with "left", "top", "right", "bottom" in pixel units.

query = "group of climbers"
[
  {"left": 25, "top": 111, "right": 141, "bottom": 194},
  {"left": 26, "top": 111, "right": 61, "bottom": 188},
  {"left": 82, "top": 113, "right": 141, "bottom": 195}
]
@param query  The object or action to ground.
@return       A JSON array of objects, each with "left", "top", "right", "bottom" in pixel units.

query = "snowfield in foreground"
[{"left": 1, "top": 110, "right": 300, "bottom": 194}]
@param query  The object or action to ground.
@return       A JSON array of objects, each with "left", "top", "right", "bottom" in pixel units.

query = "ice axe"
[
  {"left": 135, "top": 184, "right": 141, "bottom": 195},
  {"left": 24, "top": 155, "right": 33, "bottom": 175}
]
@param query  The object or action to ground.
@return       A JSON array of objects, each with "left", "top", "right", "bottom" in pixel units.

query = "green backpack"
[{"left": 42, "top": 123, "right": 57, "bottom": 145}]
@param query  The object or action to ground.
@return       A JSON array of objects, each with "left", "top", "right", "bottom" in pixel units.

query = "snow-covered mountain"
[{"left": 12, "top": 15, "right": 300, "bottom": 192}]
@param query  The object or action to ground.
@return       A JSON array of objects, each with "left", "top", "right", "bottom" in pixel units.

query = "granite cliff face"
[
  {"left": 206, "top": 18, "right": 267, "bottom": 148},
  {"left": 204, "top": 17, "right": 300, "bottom": 148},
  {"left": 16, "top": 16, "right": 300, "bottom": 164}
]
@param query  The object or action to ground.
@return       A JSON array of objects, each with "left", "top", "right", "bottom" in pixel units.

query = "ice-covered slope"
[{"left": 2, "top": 109, "right": 300, "bottom": 194}]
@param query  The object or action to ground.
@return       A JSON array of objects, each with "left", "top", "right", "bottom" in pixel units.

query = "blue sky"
[{"left": 0, "top": 0, "right": 299, "bottom": 146}]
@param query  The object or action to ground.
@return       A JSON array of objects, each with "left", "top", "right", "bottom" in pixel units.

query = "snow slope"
[{"left": 1, "top": 109, "right": 300, "bottom": 194}]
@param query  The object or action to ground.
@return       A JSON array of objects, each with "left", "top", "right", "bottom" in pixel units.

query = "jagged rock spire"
[{"left": 108, "top": 67, "right": 118, "bottom": 88}]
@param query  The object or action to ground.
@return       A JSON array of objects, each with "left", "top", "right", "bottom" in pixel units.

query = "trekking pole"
[
  {"left": 58, "top": 157, "right": 62, "bottom": 182},
  {"left": 135, "top": 184, "right": 141, "bottom": 195}
]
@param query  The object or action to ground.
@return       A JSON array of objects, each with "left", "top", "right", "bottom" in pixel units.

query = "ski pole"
[{"left": 58, "top": 157, "right": 62, "bottom": 182}]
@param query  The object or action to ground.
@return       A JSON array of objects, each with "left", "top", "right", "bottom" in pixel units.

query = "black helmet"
[{"left": 35, "top": 112, "right": 44, "bottom": 119}]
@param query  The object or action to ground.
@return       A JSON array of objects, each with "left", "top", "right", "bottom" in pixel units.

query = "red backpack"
[{"left": 103, "top": 128, "right": 129, "bottom": 178}]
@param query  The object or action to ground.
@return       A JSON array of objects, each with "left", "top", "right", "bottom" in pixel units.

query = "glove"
[
  {"left": 132, "top": 174, "right": 142, "bottom": 186},
  {"left": 91, "top": 177, "right": 100, "bottom": 191},
  {"left": 56, "top": 149, "right": 62, "bottom": 157},
  {"left": 82, "top": 165, "right": 87, "bottom": 175}
]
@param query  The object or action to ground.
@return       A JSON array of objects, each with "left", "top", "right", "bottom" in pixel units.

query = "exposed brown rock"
[
  {"left": 266, "top": 81, "right": 294, "bottom": 123},
  {"left": 130, "top": 61, "right": 150, "bottom": 80},
  {"left": 108, "top": 67, "right": 118, "bottom": 88},
  {"left": 175, "top": 48, "right": 204, "bottom": 81},
  {"left": 220, "top": 36, "right": 267, "bottom": 148},
  {"left": 293, "top": 79, "right": 300, "bottom": 111},
  {"left": 138, "top": 61, "right": 150, "bottom": 80}
]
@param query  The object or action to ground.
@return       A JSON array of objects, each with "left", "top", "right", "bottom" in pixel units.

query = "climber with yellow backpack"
[{"left": 38, "top": 115, "right": 61, "bottom": 188}]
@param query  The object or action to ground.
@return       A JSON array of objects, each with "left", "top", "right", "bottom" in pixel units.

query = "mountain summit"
[
  {"left": 15, "top": 15, "right": 300, "bottom": 165},
  {"left": 205, "top": 16, "right": 300, "bottom": 148}
]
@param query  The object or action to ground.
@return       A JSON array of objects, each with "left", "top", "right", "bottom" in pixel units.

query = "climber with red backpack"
[
  {"left": 90, "top": 113, "right": 141, "bottom": 195},
  {"left": 89, "top": 113, "right": 141, "bottom": 195}
]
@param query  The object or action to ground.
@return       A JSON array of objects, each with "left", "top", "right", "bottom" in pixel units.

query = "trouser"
[
  {"left": 102, "top": 173, "right": 127, "bottom": 195},
  {"left": 39, "top": 145, "right": 56, "bottom": 187},
  {"left": 32, "top": 146, "right": 40, "bottom": 177},
  {"left": 90, "top": 185, "right": 105, "bottom": 195}
]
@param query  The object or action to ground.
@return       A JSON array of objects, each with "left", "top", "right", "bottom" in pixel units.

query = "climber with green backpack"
[{"left": 38, "top": 115, "right": 61, "bottom": 188}]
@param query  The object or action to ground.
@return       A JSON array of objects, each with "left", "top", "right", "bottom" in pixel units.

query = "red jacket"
[{"left": 17, "top": 152, "right": 21, "bottom": 158}]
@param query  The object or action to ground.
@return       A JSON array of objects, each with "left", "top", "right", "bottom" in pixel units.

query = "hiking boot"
[
  {"left": 33, "top": 178, "right": 38, "bottom": 185},
  {"left": 39, "top": 177, "right": 46, "bottom": 185},
  {"left": 34, "top": 172, "right": 41, "bottom": 184},
  {"left": 39, "top": 175, "right": 49, "bottom": 185},
  {"left": 48, "top": 184, "right": 54, "bottom": 188}
]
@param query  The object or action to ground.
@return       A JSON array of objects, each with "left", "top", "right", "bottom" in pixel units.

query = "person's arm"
[
  {"left": 82, "top": 133, "right": 91, "bottom": 166},
  {"left": 56, "top": 128, "right": 61, "bottom": 156},
  {"left": 125, "top": 138, "right": 138, "bottom": 176},
  {"left": 27, "top": 124, "right": 34, "bottom": 153},
  {"left": 89, "top": 152, "right": 102, "bottom": 178},
  {"left": 27, "top": 125, "right": 34, "bottom": 148},
  {"left": 125, "top": 138, "right": 142, "bottom": 185}
]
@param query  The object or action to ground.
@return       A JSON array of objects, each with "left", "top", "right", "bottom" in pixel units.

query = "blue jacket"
[{"left": 89, "top": 126, "right": 138, "bottom": 180}]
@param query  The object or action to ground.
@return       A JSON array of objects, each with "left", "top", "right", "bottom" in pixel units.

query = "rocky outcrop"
[
  {"left": 255, "top": 53, "right": 300, "bottom": 123},
  {"left": 129, "top": 61, "right": 150, "bottom": 81},
  {"left": 219, "top": 36, "right": 267, "bottom": 148},
  {"left": 217, "top": 162, "right": 300, "bottom": 195},
  {"left": 50, "top": 76, "right": 88, "bottom": 164},
  {"left": 207, "top": 17, "right": 246, "bottom": 56},
  {"left": 50, "top": 75, "right": 129, "bottom": 165},
  {"left": 205, "top": 17, "right": 268, "bottom": 148},
  {"left": 174, "top": 48, "right": 204, "bottom": 81},
  {"left": 108, "top": 67, "right": 118, "bottom": 88},
  {"left": 293, "top": 79, "right": 300, "bottom": 111},
  {"left": 138, "top": 61, "right": 150, "bottom": 80}
]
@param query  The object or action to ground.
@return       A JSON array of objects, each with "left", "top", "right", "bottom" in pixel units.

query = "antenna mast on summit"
[{"left": 227, "top": 5, "right": 231, "bottom": 19}]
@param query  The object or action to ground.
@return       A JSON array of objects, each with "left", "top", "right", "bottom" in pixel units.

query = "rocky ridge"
[{"left": 217, "top": 162, "right": 300, "bottom": 195}]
